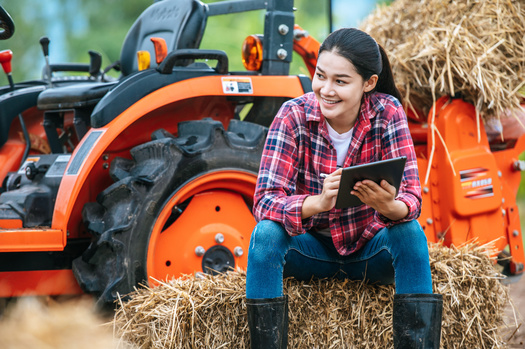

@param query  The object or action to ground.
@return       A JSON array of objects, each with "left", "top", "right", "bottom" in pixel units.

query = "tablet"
[{"left": 334, "top": 156, "right": 407, "bottom": 209}]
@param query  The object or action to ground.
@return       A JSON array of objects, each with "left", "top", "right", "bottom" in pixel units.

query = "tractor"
[{"left": 0, "top": 0, "right": 523, "bottom": 309}]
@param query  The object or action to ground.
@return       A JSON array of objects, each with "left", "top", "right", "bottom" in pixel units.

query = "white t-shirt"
[{"left": 326, "top": 120, "right": 353, "bottom": 167}]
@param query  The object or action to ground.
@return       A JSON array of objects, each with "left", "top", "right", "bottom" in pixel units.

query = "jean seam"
[{"left": 286, "top": 246, "right": 394, "bottom": 266}]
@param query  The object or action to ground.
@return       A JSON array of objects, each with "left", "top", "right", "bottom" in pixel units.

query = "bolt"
[
  {"left": 293, "top": 28, "right": 308, "bottom": 40},
  {"left": 102, "top": 163, "right": 109, "bottom": 169},
  {"left": 277, "top": 48, "right": 288, "bottom": 60},
  {"left": 423, "top": 187, "right": 429, "bottom": 193},
  {"left": 234, "top": 246, "right": 244, "bottom": 257},
  {"left": 215, "top": 233, "right": 225, "bottom": 244},
  {"left": 278, "top": 24, "right": 289, "bottom": 35},
  {"left": 195, "top": 246, "right": 205, "bottom": 257},
  {"left": 102, "top": 154, "right": 109, "bottom": 161},
  {"left": 426, "top": 218, "right": 433, "bottom": 225},
  {"left": 513, "top": 230, "right": 519, "bottom": 237},
  {"left": 513, "top": 160, "right": 525, "bottom": 171}
]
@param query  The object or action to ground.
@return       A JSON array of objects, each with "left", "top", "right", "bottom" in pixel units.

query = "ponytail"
[{"left": 375, "top": 44, "right": 403, "bottom": 104}]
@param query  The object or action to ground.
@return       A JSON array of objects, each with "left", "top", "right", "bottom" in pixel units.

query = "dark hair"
[{"left": 319, "top": 28, "right": 402, "bottom": 103}]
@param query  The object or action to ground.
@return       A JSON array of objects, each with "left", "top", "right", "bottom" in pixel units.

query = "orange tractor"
[{"left": 0, "top": 0, "right": 523, "bottom": 308}]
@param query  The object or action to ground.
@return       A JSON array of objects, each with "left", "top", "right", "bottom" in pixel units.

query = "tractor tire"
[{"left": 72, "top": 119, "right": 267, "bottom": 308}]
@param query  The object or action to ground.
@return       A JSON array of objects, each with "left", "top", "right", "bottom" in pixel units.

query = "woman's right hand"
[
  {"left": 301, "top": 168, "right": 342, "bottom": 219},
  {"left": 318, "top": 168, "right": 342, "bottom": 211}
]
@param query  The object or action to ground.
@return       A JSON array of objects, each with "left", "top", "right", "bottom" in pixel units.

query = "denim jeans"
[{"left": 246, "top": 219, "right": 433, "bottom": 299}]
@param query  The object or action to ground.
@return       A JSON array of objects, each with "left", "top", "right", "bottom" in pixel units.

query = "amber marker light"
[
  {"left": 137, "top": 50, "right": 151, "bottom": 71},
  {"left": 242, "top": 35, "right": 263, "bottom": 71}
]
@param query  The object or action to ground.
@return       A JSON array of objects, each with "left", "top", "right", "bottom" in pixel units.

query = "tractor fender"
[{"left": 51, "top": 73, "right": 308, "bottom": 237}]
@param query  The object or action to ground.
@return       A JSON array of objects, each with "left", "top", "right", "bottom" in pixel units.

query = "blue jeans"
[{"left": 246, "top": 220, "right": 433, "bottom": 299}]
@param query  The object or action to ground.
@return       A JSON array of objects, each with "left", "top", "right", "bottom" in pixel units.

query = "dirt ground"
[{"left": 507, "top": 275, "right": 525, "bottom": 348}]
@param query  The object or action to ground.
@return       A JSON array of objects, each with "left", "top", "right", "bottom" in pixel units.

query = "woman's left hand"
[{"left": 352, "top": 179, "right": 397, "bottom": 214}]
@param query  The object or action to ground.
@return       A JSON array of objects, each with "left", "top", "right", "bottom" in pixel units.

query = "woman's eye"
[
  {"left": 336, "top": 80, "right": 346, "bottom": 84},
  {"left": 316, "top": 73, "right": 324, "bottom": 79}
]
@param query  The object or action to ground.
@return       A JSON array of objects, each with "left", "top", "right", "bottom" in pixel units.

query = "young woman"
[{"left": 245, "top": 28, "right": 443, "bottom": 349}]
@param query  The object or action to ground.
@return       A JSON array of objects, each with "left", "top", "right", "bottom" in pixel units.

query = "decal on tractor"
[
  {"left": 460, "top": 168, "right": 495, "bottom": 199},
  {"left": 222, "top": 77, "right": 253, "bottom": 94}
]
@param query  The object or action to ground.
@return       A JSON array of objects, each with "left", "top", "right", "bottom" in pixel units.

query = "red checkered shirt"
[{"left": 253, "top": 91, "right": 422, "bottom": 255}]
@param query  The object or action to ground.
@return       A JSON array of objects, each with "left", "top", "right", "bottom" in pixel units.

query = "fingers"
[
  {"left": 318, "top": 169, "right": 342, "bottom": 210},
  {"left": 351, "top": 179, "right": 396, "bottom": 206}
]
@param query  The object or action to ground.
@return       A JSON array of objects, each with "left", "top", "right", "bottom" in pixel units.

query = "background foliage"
[{"left": 0, "top": 0, "right": 330, "bottom": 84}]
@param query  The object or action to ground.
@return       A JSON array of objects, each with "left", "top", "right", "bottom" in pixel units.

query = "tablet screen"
[{"left": 334, "top": 156, "right": 407, "bottom": 209}]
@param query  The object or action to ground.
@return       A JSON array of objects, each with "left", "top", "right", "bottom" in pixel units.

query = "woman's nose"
[{"left": 321, "top": 81, "right": 335, "bottom": 95}]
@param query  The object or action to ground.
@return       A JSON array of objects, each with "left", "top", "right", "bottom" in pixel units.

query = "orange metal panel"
[
  {"left": 424, "top": 97, "right": 522, "bottom": 270},
  {"left": 0, "top": 219, "right": 23, "bottom": 229},
  {"left": 0, "top": 228, "right": 64, "bottom": 252},
  {"left": 0, "top": 269, "right": 82, "bottom": 297}
]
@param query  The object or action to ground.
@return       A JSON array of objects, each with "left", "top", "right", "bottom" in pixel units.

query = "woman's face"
[{"left": 312, "top": 50, "right": 377, "bottom": 132}]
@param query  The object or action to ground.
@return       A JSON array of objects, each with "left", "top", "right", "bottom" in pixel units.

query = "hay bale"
[
  {"left": 359, "top": 0, "right": 525, "bottom": 120},
  {"left": 113, "top": 243, "right": 515, "bottom": 348},
  {"left": 0, "top": 297, "right": 135, "bottom": 349}
]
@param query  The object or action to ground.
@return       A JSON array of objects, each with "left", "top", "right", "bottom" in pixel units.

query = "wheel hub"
[{"left": 201, "top": 245, "right": 235, "bottom": 275}]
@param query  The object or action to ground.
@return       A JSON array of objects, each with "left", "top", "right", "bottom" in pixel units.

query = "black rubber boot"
[
  {"left": 246, "top": 295, "right": 288, "bottom": 349},
  {"left": 393, "top": 293, "right": 443, "bottom": 349}
]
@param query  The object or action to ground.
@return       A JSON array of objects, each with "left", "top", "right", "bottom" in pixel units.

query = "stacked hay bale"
[
  {"left": 359, "top": 0, "right": 525, "bottom": 121},
  {"left": 113, "top": 243, "right": 515, "bottom": 348}
]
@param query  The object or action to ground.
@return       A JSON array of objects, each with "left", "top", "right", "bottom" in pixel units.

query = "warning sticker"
[{"left": 222, "top": 77, "right": 253, "bottom": 94}]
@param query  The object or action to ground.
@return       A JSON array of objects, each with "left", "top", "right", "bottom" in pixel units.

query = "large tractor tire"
[{"left": 72, "top": 119, "right": 267, "bottom": 307}]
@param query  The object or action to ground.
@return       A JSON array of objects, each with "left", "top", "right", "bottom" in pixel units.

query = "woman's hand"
[
  {"left": 301, "top": 168, "right": 342, "bottom": 219},
  {"left": 352, "top": 179, "right": 408, "bottom": 220}
]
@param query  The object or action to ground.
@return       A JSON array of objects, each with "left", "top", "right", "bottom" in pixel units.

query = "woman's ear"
[{"left": 364, "top": 74, "right": 378, "bottom": 92}]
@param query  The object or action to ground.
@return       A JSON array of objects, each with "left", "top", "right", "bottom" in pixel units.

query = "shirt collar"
[{"left": 361, "top": 92, "right": 385, "bottom": 121}]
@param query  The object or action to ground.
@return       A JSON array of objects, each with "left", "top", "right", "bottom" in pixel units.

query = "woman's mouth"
[{"left": 322, "top": 98, "right": 341, "bottom": 105}]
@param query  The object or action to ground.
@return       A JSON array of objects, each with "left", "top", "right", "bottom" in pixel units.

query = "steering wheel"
[{"left": 0, "top": 6, "right": 14, "bottom": 40}]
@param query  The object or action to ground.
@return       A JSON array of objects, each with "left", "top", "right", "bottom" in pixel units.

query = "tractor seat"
[
  {"left": 36, "top": 0, "right": 207, "bottom": 144},
  {"left": 38, "top": 0, "right": 207, "bottom": 111}
]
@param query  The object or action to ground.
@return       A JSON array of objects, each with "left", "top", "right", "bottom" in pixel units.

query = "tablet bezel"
[{"left": 334, "top": 156, "right": 407, "bottom": 209}]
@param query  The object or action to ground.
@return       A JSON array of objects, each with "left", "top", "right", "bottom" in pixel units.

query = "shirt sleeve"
[
  {"left": 380, "top": 105, "right": 422, "bottom": 224},
  {"left": 252, "top": 103, "right": 314, "bottom": 236}
]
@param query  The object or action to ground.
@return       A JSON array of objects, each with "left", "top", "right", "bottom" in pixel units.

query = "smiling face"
[{"left": 312, "top": 50, "right": 377, "bottom": 133}]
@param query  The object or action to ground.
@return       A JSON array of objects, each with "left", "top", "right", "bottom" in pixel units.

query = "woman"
[{"left": 246, "top": 28, "right": 443, "bottom": 349}]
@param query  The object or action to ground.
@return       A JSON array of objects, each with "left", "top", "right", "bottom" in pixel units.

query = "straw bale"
[
  {"left": 359, "top": 0, "right": 525, "bottom": 121},
  {"left": 113, "top": 243, "right": 517, "bottom": 348},
  {"left": 0, "top": 297, "right": 135, "bottom": 349}
]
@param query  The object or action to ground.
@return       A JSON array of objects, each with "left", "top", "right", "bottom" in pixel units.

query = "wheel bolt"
[
  {"left": 195, "top": 246, "right": 205, "bottom": 257},
  {"left": 234, "top": 246, "right": 244, "bottom": 257},
  {"left": 215, "top": 233, "right": 225, "bottom": 244}
]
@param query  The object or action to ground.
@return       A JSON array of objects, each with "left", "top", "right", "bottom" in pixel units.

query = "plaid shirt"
[{"left": 253, "top": 91, "right": 422, "bottom": 255}]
